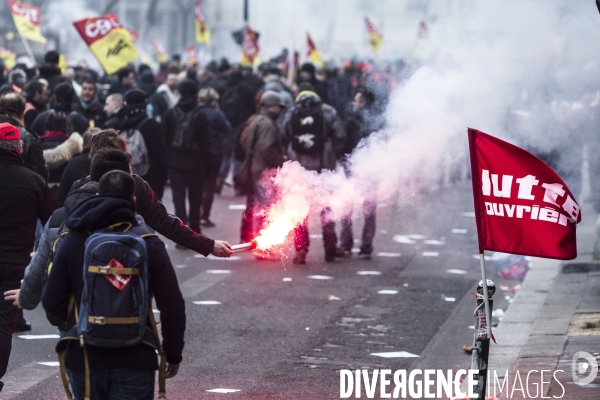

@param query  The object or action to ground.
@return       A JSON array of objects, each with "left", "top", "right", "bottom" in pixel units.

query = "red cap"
[{"left": 0, "top": 123, "right": 20, "bottom": 141}]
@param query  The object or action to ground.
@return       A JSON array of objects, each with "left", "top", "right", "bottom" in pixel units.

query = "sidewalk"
[{"left": 488, "top": 204, "right": 600, "bottom": 399}]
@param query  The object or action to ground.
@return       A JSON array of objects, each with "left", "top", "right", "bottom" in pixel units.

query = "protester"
[
  {"left": 283, "top": 82, "right": 346, "bottom": 263},
  {"left": 241, "top": 91, "right": 286, "bottom": 245},
  {"left": 163, "top": 79, "right": 211, "bottom": 243},
  {"left": 72, "top": 78, "right": 106, "bottom": 128},
  {"left": 40, "top": 113, "right": 83, "bottom": 196},
  {"left": 42, "top": 170, "right": 185, "bottom": 399},
  {"left": 55, "top": 127, "right": 98, "bottom": 206},
  {"left": 298, "top": 63, "right": 329, "bottom": 104},
  {"left": 23, "top": 79, "right": 48, "bottom": 130},
  {"left": 138, "top": 69, "right": 157, "bottom": 97},
  {"left": 36, "top": 51, "right": 63, "bottom": 92},
  {"left": 0, "top": 122, "right": 56, "bottom": 391},
  {"left": 338, "top": 86, "right": 385, "bottom": 259},
  {"left": 29, "top": 82, "right": 89, "bottom": 137},
  {"left": 8, "top": 149, "right": 131, "bottom": 312},
  {"left": 109, "top": 89, "right": 168, "bottom": 199},
  {"left": 198, "top": 88, "right": 231, "bottom": 227},
  {"left": 148, "top": 72, "right": 179, "bottom": 123},
  {"left": 102, "top": 93, "right": 124, "bottom": 128},
  {"left": 0, "top": 92, "right": 47, "bottom": 180},
  {"left": 107, "top": 67, "right": 135, "bottom": 95}
]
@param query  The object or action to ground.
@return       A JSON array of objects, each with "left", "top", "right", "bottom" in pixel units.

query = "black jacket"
[
  {"left": 0, "top": 150, "right": 57, "bottom": 266},
  {"left": 163, "top": 98, "right": 212, "bottom": 171},
  {"left": 66, "top": 174, "right": 215, "bottom": 256},
  {"left": 56, "top": 149, "right": 91, "bottom": 206},
  {"left": 72, "top": 97, "right": 106, "bottom": 128},
  {"left": 107, "top": 105, "right": 168, "bottom": 191},
  {"left": 29, "top": 105, "right": 90, "bottom": 137},
  {"left": 36, "top": 63, "right": 63, "bottom": 92},
  {"left": 0, "top": 116, "right": 48, "bottom": 181},
  {"left": 42, "top": 195, "right": 186, "bottom": 370}
]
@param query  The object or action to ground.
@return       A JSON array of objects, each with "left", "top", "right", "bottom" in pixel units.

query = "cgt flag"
[
  {"left": 0, "top": 48, "right": 16, "bottom": 70},
  {"left": 7, "top": 0, "right": 46, "bottom": 43},
  {"left": 365, "top": 17, "right": 383, "bottom": 53},
  {"left": 469, "top": 128, "right": 581, "bottom": 260},
  {"left": 306, "top": 33, "right": 324, "bottom": 68},
  {"left": 240, "top": 26, "right": 259, "bottom": 66},
  {"left": 195, "top": 1, "right": 210, "bottom": 44},
  {"left": 73, "top": 13, "right": 137, "bottom": 75}
]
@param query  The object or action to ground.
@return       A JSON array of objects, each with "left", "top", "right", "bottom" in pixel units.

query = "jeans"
[
  {"left": 340, "top": 200, "right": 377, "bottom": 254},
  {"left": 0, "top": 265, "right": 24, "bottom": 384},
  {"left": 293, "top": 208, "right": 338, "bottom": 257},
  {"left": 69, "top": 369, "right": 155, "bottom": 400},
  {"left": 170, "top": 168, "right": 205, "bottom": 233},
  {"left": 202, "top": 154, "right": 224, "bottom": 220}
]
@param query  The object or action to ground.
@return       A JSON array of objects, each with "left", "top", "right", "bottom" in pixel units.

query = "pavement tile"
[
  {"left": 501, "top": 302, "right": 542, "bottom": 323},
  {"left": 532, "top": 318, "right": 571, "bottom": 335},
  {"left": 519, "top": 335, "right": 567, "bottom": 358}
]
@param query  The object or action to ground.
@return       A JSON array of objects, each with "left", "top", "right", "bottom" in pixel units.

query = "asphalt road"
[{"left": 2, "top": 181, "right": 516, "bottom": 400}]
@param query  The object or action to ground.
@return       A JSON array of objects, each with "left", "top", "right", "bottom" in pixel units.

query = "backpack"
[
  {"left": 290, "top": 101, "right": 325, "bottom": 155},
  {"left": 120, "top": 119, "right": 150, "bottom": 176},
  {"left": 171, "top": 107, "right": 199, "bottom": 151},
  {"left": 56, "top": 222, "right": 166, "bottom": 399}
]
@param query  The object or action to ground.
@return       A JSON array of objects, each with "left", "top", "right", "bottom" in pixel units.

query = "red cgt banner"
[{"left": 468, "top": 128, "right": 581, "bottom": 260}]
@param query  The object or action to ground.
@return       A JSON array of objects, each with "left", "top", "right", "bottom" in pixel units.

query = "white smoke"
[{"left": 256, "top": 0, "right": 600, "bottom": 244}]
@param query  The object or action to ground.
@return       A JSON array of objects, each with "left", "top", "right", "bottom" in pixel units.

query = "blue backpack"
[{"left": 56, "top": 222, "right": 166, "bottom": 400}]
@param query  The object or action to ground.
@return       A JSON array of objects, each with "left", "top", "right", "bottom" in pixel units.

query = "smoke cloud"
[{"left": 256, "top": 0, "right": 600, "bottom": 246}]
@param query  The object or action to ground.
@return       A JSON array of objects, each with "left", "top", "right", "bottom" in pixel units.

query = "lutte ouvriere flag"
[
  {"left": 73, "top": 14, "right": 137, "bottom": 75},
  {"left": 468, "top": 128, "right": 580, "bottom": 260}
]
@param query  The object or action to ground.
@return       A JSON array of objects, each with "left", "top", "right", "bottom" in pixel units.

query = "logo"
[
  {"left": 106, "top": 39, "right": 130, "bottom": 57},
  {"left": 297, "top": 133, "right": 315, "bottom": 149},
  {"left": 85, "top": 18, "right": 121, "bottom": 39},
  {"left": 572, "top": 351, "right": 598, "bottom": 386},
  {"left": 300, "top": 116, "right": 314, "bottom": 125}
]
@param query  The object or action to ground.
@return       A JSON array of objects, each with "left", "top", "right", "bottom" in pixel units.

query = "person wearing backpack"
[
  {"left": 108, "top": 89, "right": 169, "bottom": 199},
  {"left": 5, "top": 149, "right": 131, "bottom": 313},
  {"left": 0, "top": 122, "right": 57, "bottom": 392},
  {"left": 163, "top": 79, "right": 211, "bottom": 242},
  {"left": 29, "top": 82, "right": 90, "bottom": 137},
  {"left": 42, "top": 170, "right": 185, "bottom": 400},
  {"left": 283, "top": 82, "right": 346, "bottom": 264}
]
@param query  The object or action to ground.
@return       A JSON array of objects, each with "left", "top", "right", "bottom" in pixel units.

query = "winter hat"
[
  {"left": 300, "top": 62, "right": 316, "bottom": 76},
  {"left": 0, "top": 122, "right": 20, "bottom": 141},
  {"left": 178, "top": 79, "right": 198, "bottom": 99},
  {"left": 261, "top": 90, "right": 285, "bottom": 108},
  {"left": 140, "top": 70, "right": 155, "bottom": 84},
  {"left": 124, "top": 89, "right": 147, "bottom": 105}
]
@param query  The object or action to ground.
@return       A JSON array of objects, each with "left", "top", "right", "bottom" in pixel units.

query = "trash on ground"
[
  {"left": 500, "top": 284, "right": 521, "bottom": 292},
  {"left": 377, "top": 252, "right": 401, "bottom": 257},
  {"left": 370, "top": 351, "right": 419, "bottom": 358},
  {"left": 357, "top": 271, "right": 382, "bottom": 275},
  {"left": 283, "top": 277, "right": 292, "bottom": 282},
  {"left": 206, "top": 389, "right": 241, "bottom": 393},
  {"left": 441, "top": 295, "right": 456, "bottom": 302},
  {"left": 327, "top": 295, "right": 341, "bottom": 301},
  {"left": 424, "top": 240, "right": 445, "bottom": 245},
  {"left": 193, "top": 301, "right": 221, "bottom": 305},
  {"left": 447, "top": 269, "right": 468, "bottom": 274},
  {"left": 206, "top": 270, "right": 231, "bottom": 274},
  {"left": 392, "top": 235, "right": 415, "bottom": 244},
  {"left": 378, "top": 289, "right": 398, "bottom": 295},
  {"left": 308, "top": 275, "right": 333, "bottom": 280},
  {"left": 452, "top": 229, "right": 468, "bottom": 234},
  {"left": 422, "top": 252, "right": 439, "bottom": 257},
  {"left": 490, "top": 252, "right": 530, "bottom": 281}
]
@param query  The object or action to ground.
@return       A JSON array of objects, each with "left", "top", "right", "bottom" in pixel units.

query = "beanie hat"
[
  {"left": 124, "top": 89, "right": 147, "bottom": 105},
  {"left": 261, "top": 90, "right": 285, "bottom": 108},
  {"left": 178, "top": 79, "right": 198, "bottom": 99},
  {"left": 300, "top": 62, "right": 316, "bottom": 76},
  {"left": 0, "top": 122, "right": 20, "bottom": 141}
]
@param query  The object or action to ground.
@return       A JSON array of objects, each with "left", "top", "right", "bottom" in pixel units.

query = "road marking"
[
  {"left": 446, "top": 269, "right": 467, "bottom": 274},
  {"left": 207, "top": 388, "right": 241, "bottom": 393},
  {"left": 179, "top": 271, "right": 229, "bottom": 298},
  {"left": 176, "top": 264, "right": 188, "bottom": 268},
  {"left": 452, "top": 228, "right": 468, "bottom": 233},
  {"left": 462, "top": 212, "right": 475, "bottom": 217},
  {"left": 441, "top": 295, "right": 456, "bottom": 302},
  {"left": 283, "top": 277, "right": 292, "bottom": 282},
  {"left": 392, "top": 235, "right": 415, "bottom": 244},
  {"left": 378, "top": 290, "right": 398, "bottom": 295},
  {"left": 471, "top": 254, "right": 492, "bottom": 260},
  {"left": 357, "top": 271, "right": 381, "bottom": 275},
  {"left": 377, "top": 252, "right": 401, "bottom": 257},
  {"left": 228, "top": 204, "right": 246, "bottom": 210},
  {"left": 206, "top": 270, "right": 231, "bottom": 274},
  {"left": 1, "top": 361, "right": 59, "bottom": 398},
  {"left": 422, "top": 252, "right": 439, "bottom": 257},
  {"left": 424, "top": 240, "right": 445, "bottom": 245},
  {"left": 308, "top": 275, "right": 333, "bottom": 280},
  {"left": 38, "top": 362, "right": 59, "bottom": 367},
  {"left": 18, "top": 334, "right": 60, "bottom": 339},
  {"left": 193, "top": 301, "right": 221, "bottom": 305},
  {"left": 207, "top": 255, "right": 241, "bottom": 261},
  {"left": 371, "top": 351, "right": 419, "bottom": 358}
]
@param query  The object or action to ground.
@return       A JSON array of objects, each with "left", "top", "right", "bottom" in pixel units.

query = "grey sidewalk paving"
[{"left": 488, "top": 204, "right": 600, "bottom": 400}]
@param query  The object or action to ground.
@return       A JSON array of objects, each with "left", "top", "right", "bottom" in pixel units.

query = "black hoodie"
[{"left": 42, "top": 195, "right": 186, "bottom": 371}]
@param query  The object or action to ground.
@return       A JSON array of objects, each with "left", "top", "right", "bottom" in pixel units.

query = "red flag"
[
  {"left": 469, "top": 128, "right": 580, "bottom": 260},
  {"left": 241, "top": 26, "right": 259, "bottom": 65}
]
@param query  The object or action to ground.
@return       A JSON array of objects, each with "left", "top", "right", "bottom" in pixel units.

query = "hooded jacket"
[
  {"left": 42, "top": 195, "right": 186, "bottom": 371},
  {"left": 72, "top": 96, "right": 106, "bottom": 128},
  {"left": 246, "top": 108, "right": 285, "bottom": 181},
  {"left": 198, "top": 104, "right": 231, "bottom": 155},
  {"left": 0, "top": 149, "right": 57, "bottom": 266},
  {"left": 283, "top": 91, "right": 346, "bottom": 172},
  {"left": 29, "top": 105, "right": 90, "bottom": 138},
  {"left": 0, "top": 115, "right": 48, "bottom": 181},
  {"left": 55, "top": 149, "right": 91, "bottom": 206},
  {"left": 108, "top": 105, "right": 168, "bottom": 196},
  {"left": 19, "top": 181, "right": 98, "bottom": 310}
]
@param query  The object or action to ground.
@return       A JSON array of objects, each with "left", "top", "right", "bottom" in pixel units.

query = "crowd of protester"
[{"left": 0, "top": 48, "right": 399, "bottom": 396}]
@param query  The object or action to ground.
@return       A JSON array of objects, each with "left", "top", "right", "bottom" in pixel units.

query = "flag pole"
[
  {"left": 17, "top": 32, "right": 36, "bottom": 65},
  {"left": 479, "top": 252, "right": 492, "bottom": 338}
]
